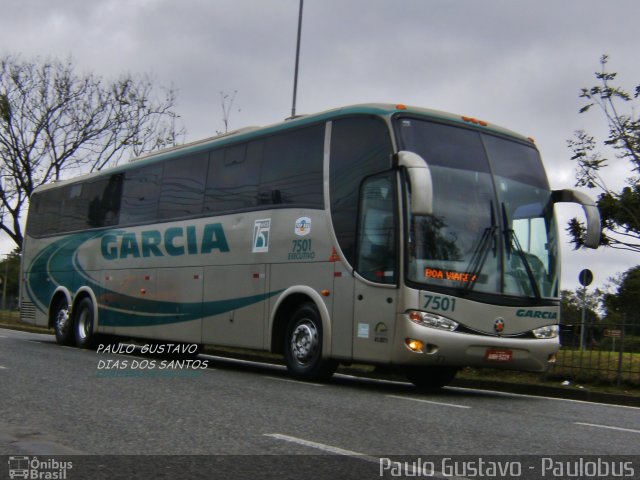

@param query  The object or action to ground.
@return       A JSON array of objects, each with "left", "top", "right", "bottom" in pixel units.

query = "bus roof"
[{"left": 35, "top": 103, "right": 534, "bottom": 192}]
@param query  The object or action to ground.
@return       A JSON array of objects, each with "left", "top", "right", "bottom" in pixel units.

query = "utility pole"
[
  {"left": 291, "top": 0, "right": 304, "bottom": 118},
  {"left": 1, "top": 257, "right": 7, "bottom": 311}
]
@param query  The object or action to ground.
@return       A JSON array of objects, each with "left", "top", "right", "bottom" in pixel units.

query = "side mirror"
[
  {"left": 552, "top": 189, "right": 601, "bottom": 249},
  {"left": 394, "top": 151, "right": 433, "bottom": 215}
]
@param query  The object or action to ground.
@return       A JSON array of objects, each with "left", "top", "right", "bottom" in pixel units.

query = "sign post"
[{"left": 578, "top": 269, "right": 593, "bottom": 351}]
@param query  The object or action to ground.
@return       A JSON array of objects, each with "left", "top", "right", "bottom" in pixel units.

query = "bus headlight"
[
  {"left": 532, "top": 325, "right": 559, "bottom": 339},
  {"left": 407, "top": 310, "right": 459, "bottom": 332}
]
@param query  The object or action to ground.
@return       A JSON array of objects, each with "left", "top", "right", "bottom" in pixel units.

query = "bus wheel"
[
  {"left": 53, "top": 298, "right": 74, "bottom": 346},
  {"left": 405, "top": 366, "right": 459, "bottom": 391},
  {"left": 284, "top": 303, "right": 337, "bottom": 381},
  {"left": 74, "top": 297, "right": 97, "bottom": 349}
]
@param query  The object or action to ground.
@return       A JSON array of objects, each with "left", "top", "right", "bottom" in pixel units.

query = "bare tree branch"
[{"left": 0, "top": 55, "right": 185, "bottom": 248}]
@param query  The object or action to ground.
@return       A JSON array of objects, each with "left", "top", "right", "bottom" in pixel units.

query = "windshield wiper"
[
  {"left": 463, "top": 225, "right": 497, "bottom": 291},
  {"left": 502, "top": 203, "right": 541, "bottom": 300},
  {"left": 463, "top": 203, "right": 497, "bottom": 292}
]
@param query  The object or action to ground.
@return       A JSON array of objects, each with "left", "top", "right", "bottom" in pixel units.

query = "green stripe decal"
[
  {"left": 97, "top": 290, "right": 281, "bottom": 328},
  {"left": 26, "top": 231, "right": 282, "bottom": 328}
]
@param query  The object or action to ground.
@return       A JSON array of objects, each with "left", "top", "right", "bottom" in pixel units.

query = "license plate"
[{"left": 485, "top": 348, "right": 513, "bottom": 362}]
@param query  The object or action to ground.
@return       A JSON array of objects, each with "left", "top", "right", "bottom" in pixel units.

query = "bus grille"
[{"left": 20, "top": 302, "right": 37, "bottom": 323}]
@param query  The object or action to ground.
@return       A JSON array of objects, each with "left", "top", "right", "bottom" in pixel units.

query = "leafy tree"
[
  {"left": 602, "top": 265, "right": 640, "bottom": 325},
  {"left": 560, "top": 288, "right": 602, "bottom": 348},
  {"left": 560, "top": 288, "right": 601, "bottom": 325},
  {"left": 567, "top": 55, "right": 640, "bottom": 252},
  {"left": 0, "top": 55, "right": 184, "bottom": 248}
]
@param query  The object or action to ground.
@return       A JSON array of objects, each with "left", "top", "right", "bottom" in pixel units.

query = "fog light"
[
  {"left": 548, "top": 353, "right": 557, "bottom": 364},
  {"left": 405, "top": 338, "right": 424, "bottom": 353}
]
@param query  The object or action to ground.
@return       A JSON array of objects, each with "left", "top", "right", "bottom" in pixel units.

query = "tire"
[
  {"left": 405, "top": 366, "right": 459, "bottom": 391},
  {"left": 74, "top": 297, "right": 97, "bottom": 349},
  {"left": 52, "top": 297, "right": 74, "bottom": 346},
  {"left": 283, "top": 303, "right": 337, "bottom": 381}
]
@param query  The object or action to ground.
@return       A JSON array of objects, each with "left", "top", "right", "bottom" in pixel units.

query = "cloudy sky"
[{"left": 1, "top": 0, "right": 638, "bottom": 291}]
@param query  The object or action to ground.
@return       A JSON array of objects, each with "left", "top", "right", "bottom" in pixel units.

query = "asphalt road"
[{"left": 1, "top": 327, "right": 639, "bottom": 478}]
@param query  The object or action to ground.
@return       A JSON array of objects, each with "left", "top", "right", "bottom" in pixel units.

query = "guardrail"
[{"left": 548, "top": 322, "right": 640, "bottom": 388}]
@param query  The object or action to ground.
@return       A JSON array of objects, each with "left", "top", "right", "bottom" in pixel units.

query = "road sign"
[
  {"left": 578, "top": 269, "right": 593, "bottom": 287},
  {"left": 604, "top": 329, "right": 622, "bottom": 338}
]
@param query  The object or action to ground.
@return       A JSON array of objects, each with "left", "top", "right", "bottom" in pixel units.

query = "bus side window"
[
  {"left": 158, "top": 152, "right": 207, "bottom": 220},
  {"left": 356, "top": 172, "right": 397, "bottom": 284},
  {"left": 120, "top": 165, "right": 162, "bottom": 225},
  {"left": 260, "top": 124, "right": 324, "bottom": 208},
  {"left": 329, "top": 116, "right": 393, "bottom": 267},
  {"left": 86, "top": 174, "right": 123, "bottom": 228},
  {"left": 28, "top": 190, "right": 63, "bottom": 236},
  {"left": 205, "top": 142, "right": 261, "bottom": 213}
]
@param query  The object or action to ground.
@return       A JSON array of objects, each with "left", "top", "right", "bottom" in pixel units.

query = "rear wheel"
[
  {"left": 52, "top": 298, "right": 74, "bottom": 346},
  {"left": 284, "top": 303, "right": 337, "bottom": 381},
  {"left": 405, "top": 366, "right": 459, "bottom": 391},
  {"left": 74, "top": 297, "right": 97, "bottom": 349}
]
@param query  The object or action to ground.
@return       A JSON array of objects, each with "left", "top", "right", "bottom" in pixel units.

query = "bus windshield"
[{"left": 397, "top": 118, "right": 559, "bottom": 300}]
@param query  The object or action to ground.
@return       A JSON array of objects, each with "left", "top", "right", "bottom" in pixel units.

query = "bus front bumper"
[{"left": 393, "top": 318, "right": 560, "bottom": 373}]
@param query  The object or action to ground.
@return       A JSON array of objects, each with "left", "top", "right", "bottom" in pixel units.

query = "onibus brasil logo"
[{"left": 8, "top": 456, "right": 73, "bottom": 479}]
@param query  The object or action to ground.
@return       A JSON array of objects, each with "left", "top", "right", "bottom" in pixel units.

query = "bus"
[{"left": 19, "top": 103, "right": 600, "bottom": 389}]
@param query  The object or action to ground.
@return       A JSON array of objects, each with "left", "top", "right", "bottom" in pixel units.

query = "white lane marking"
[
  {"left": 265, "top": 433, "right": 369, "bottom": 457},
  {"left": 450, "top": 386, "right": 640, "bottom": 411},
  {"left": 0, "top": 366, "right": 7, "bottom": 369},
  {"left": 264, "top": 434, "right": 456, "bottom": 479},
  {"left": 387, "top": 394, "right": 471, "bottom": 409},
  {"left": 199, "top": 353, "right": 286, "bottom": 370},
  {"left": 575, "top": 422, "right": 640, "bottom": 434},
  {"left": 263, "top": 376, "right": 324, "bottom": 387},
  {"left": 0, "top": 335, "right": 7, "bottom": 338}
]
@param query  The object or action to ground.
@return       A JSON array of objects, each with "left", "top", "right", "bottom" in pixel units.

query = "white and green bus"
[{"left": 19, "top": 104, "right": 600, "bottom": 389}]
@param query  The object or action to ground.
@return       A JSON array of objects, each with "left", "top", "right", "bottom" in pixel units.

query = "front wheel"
[
  {"left": 284, "top": 303, "right": 337, "bottom": 381},
  {"left": 52, "top": 298, "right": 74, "bottom": 346},
  {"left": 405, "top": 366, "right": 459, "bottom": 391}
]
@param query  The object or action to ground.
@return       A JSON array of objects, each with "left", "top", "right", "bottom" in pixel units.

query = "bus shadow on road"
[{"left": 200, "top": 351, "right": 527, "bottom": 401}]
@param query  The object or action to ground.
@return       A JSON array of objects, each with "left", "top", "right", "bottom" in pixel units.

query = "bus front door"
[{"left": 352, "top": 172, "right": 398, "bottom": 363}]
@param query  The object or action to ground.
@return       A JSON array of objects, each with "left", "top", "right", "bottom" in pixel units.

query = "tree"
[
  {"left": 560, "top": 288, "right": 602, "bottom": 348},
  {"left": 560, "top": 288, "right": 601, "bottom": 325},
  {"left": 217, "top": 90, "right": 240, "bottom": 134},
  {"left": 567, "top": 55, "right": 640, "bottom": 252},
  {"left": 602, "top": 265, "right": 640, "bottom": 326},
  {"left": 0, "top": 55, "right": 184, "bottom": 248}
]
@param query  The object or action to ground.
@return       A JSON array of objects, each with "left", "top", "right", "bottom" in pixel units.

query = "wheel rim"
[
  {"left": 290, "top": 320, "right": 319, "bottom": 365},
  {"left": 76, "top": 307, "right": 90, "bottom": 341},
  {"left": 55, "top": 305, "right": 70, "bottom": 336}
]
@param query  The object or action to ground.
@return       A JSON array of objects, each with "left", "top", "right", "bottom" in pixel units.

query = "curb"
[
  {"left": 0, "top": 321, "right": 51, "bottom": 335},
  {"left": 450, "top": 378, "right": 640, "bottom": 407}
]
